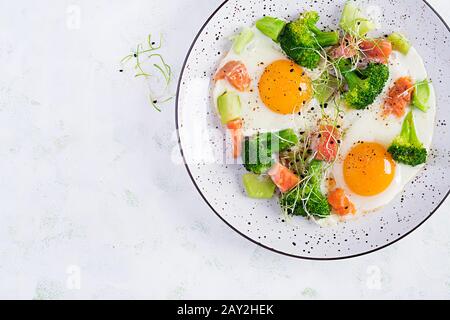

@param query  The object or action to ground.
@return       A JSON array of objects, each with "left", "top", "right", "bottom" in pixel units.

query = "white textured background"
[{"left": 0, "top": 0, "right": 449, "bottom": 299}]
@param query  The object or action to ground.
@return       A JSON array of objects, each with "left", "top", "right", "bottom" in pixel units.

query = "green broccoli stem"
[
  {"left": 306, "top": 19, "right": 339, "bottom": 46},
  {"left": 388, "top": 110, "right": 427, "bottom": 166},
  {"left": 400, "top": 111, "right": 412, "bottom": 140},
  {"left": 280, "top": 159, "right": 330, "bottom": 218},
  {"left": 341, "top": 70, "right": 362, "bottom": 90},
  {"left": 315, "top": 31, "right": 339, "bottom": 47}
]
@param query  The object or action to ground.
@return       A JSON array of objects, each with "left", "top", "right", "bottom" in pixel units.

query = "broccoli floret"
[
  {"left": 243, "top": 129, "right": 298, "bottom": 174},
  {"left": 278, "top": 11, "right": 339, "bottom": 70},
  {"left": 388, "top": 111, "right": 427, "bottom": 166},
  {"left": 339, "top": 2, "right": 376, "bottom": 38},
  {"left": 338, "top": 59, "right": 389, "bottom": 109},
  {"left": 280, "top": 160, "right": 331, "bottom": 218}
]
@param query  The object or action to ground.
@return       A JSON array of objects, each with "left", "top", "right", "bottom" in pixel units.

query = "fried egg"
[
  {"left": 212, "top": 26, "right": 323, "bottom": 136},
  {"left": 213, "top": 24, "right": 435, "bottom": 220},
  {"left": 331, "top": 46, "right": 436, "bottom": 215}
]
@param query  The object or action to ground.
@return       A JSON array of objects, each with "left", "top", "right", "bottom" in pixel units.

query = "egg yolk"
[
  {"left": 258, "top": 60, "right": 312, "bottom": 115},
  {"left": 344, "top": 142, "right": 396, "bottom": 196}
]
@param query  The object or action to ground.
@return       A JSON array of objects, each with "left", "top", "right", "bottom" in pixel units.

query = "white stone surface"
[{"left": 0, "top": 0, "right": 449, "bottom": 299}]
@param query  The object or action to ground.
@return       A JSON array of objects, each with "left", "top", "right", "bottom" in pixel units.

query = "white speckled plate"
[{"left": 176, "top": 0, "right": 450, "bottom": 259}]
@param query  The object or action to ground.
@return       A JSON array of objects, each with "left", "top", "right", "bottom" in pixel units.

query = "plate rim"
[{"left": 175, "top": 0, "right": 450, "bottom": 260}]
